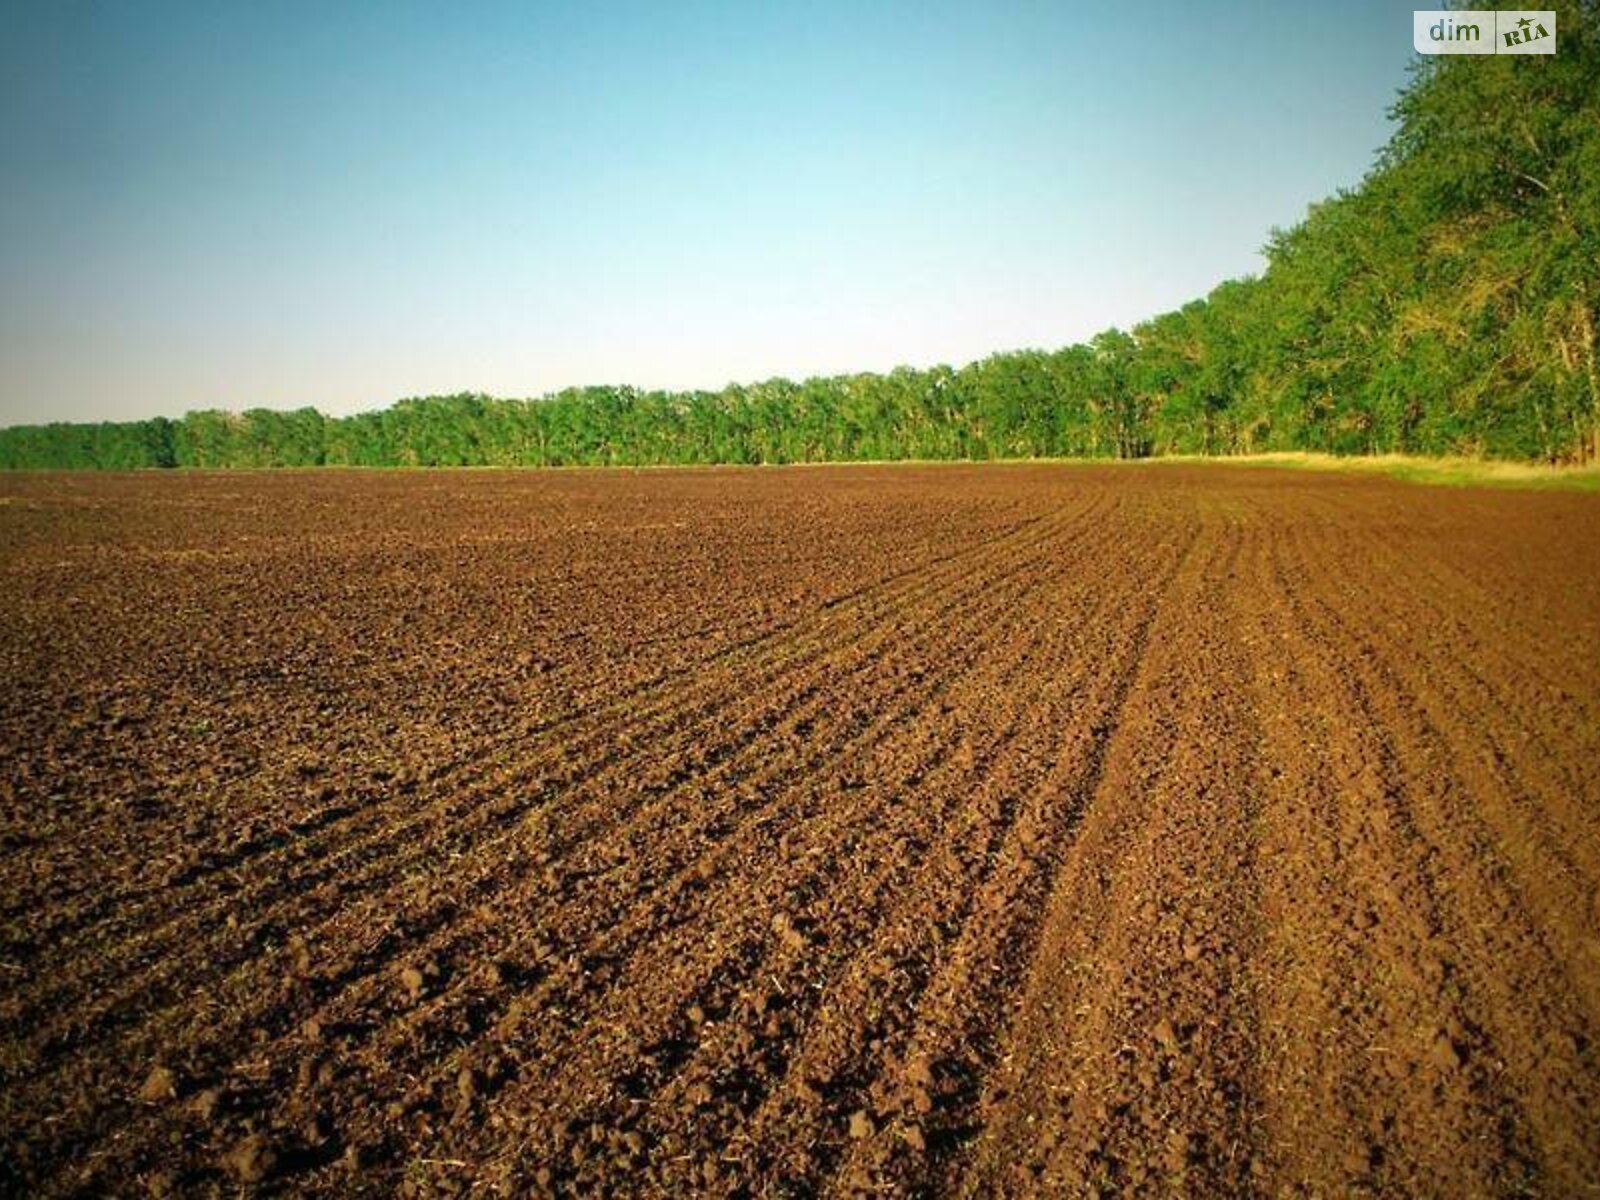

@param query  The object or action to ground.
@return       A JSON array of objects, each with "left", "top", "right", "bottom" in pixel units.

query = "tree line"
[{"left": 4, "top": 4, "right": 1596, "bottom": 470}]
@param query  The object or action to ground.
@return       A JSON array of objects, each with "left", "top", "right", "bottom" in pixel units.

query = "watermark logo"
[{"left": 1414, "top": 10, "right": 1556, "bottom": 54}]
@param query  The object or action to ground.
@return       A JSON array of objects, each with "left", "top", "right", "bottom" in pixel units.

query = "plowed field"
[{"left": 2, "top": 465, "right": 1598, "bottom": 1197}]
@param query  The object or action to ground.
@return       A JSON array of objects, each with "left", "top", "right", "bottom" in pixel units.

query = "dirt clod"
[
  {"left": 138, "top": 1065, "right": 177, "bottom": 1103},
  {"left": 1429, "top": 1034, "right": 1463, "bottom": 1072},
  {"left": 399, "top": 965, "right": 426, "bottom": 1001},
  {"left": 223, "top": 1133, "right": 278, "bottom": 1184},
  {"left": 191, "top": 1088, "right": 221, "bottom": 1122}
]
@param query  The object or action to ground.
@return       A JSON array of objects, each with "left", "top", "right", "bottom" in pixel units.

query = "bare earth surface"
[{"left": 2, "top": 464, "right": 1598, "bottom": 1198}]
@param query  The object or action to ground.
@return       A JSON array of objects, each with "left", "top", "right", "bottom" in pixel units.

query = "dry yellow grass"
[{"left": 1142, "top": 451, "right": 1600, "bottom": 492}]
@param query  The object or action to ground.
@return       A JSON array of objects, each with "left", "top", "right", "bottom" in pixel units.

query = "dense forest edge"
[{"left": 4, "top": 5, "right": 1597, "bottom": 470}]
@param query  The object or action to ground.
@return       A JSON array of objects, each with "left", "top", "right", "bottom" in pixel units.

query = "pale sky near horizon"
[{"left": 0, "top": 1, "right": 1422, "bottom": 426}]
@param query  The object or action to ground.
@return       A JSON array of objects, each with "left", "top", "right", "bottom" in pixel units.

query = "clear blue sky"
[{"left": 0, "top": 0, "right": 1420, "bottom": 425}]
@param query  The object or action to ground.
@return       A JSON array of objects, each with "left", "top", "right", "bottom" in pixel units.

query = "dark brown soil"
[{"left": 1, "top": 465, "right": 1597, "bottom": 1197}]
